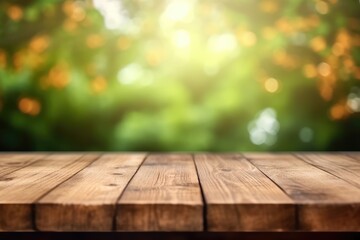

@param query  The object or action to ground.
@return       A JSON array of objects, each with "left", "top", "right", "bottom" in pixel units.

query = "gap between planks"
[
  {"left": 35, "top": 153, "right": 147, "bottom": 231},
  {"left": 0, "top": 154, "right": 101, "bottom": 231},
  {"left": 1, "top": 153, "right": 360, "bottom": 232},
  {"left": 0, "top": 154, "right": 49, "bottom": 178},
  {"left": 243, "top": 153, "right": 360, "bottom": 231},
  {"left": 294, "top": 153, "right": 360, "bottom": 189},
  {"left": 116, "top": 154, "right": 203, "bottom": 231},
  {"left": 195, "top": 154, "right": 295, "bottom": 231}
]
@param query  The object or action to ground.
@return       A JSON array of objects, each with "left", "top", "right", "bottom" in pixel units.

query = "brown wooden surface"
[
  {"left": 194, "top": 154, "right": 294, "bottom": 231},
  {"left": 0, "top": 154, "right": 99, "bottom": 231},
  {"left": 117, "top": 154, "right": 203, "bottom": 231},
  {"left": 296, "top": 153, "right": 360, "bottom": 188},
  {"left": 0, "top": 154, "right": 47, "bottom": 177},
  {"left": 248, "top": 155, "right": 360, "bottom": 231},
  {"left": 347, "top": 152, "right": 360, "bottom": 161},
  {"left": 36, "top": 154, "right": 146, "bottom": 231},
  {"left": 242, "top": 153, "right": 294, "bottom": 159},
  {"left": 0, "top": 153, "right": 359, "bottom": 232}
]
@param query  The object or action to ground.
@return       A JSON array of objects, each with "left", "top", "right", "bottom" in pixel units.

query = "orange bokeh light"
[{"left": 18, "top": 98, "right": 41, "bottom": 116}]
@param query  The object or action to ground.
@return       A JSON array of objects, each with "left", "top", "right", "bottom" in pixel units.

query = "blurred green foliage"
[{"left": 0, "top": 0, "right": 359, "bottom": 151}]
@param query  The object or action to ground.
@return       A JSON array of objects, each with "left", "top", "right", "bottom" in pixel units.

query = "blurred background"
[{"left": 0, "top": 0, "right": 359, "bottom": 151}]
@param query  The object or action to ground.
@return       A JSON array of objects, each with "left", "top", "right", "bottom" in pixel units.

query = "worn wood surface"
[
  {"left": 194, "top": 154, "right": 294, "bottom": 231},
  {"left": 248, "top": 155, "right": 360, "bottom": 231},
  {"left": 117, "top": 154, "right": 203, "bottom": 231},
  {"left": 242, "top": 153, "right": 294, "bottom": 160},
  {"left": 346, "top": 152, "right": 360, "bottom": 161},
  {"left": 36, "top": 154, "right": 146, "bottom": 231},
  {"left": 0, "top": 153, "right": 359, "bottom": 232},
  {"left": 0, "top": 154, "right": 46, "bottom": 177},
  {"left": 296, "top": 153, "right": 360, "bottom": 188},
  {"left": 0, "top": 154, "right": 99, "bottom": 231}
]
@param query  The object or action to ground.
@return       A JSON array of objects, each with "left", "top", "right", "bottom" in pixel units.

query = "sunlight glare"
[
  {"left": 207, "top": 33, "right": 238, "bottom": 53},
  {"left": 93, "top": 0, "right": 135, "bottom": 33},
  {"left": 172, "top": 30, "right": 191, "bottom": 49},
  {"left": 161, "top": 0, "right": 195, "bottom": 23},
  {"left": 117, "top": 63, "right": 144, "bottom": 85}
]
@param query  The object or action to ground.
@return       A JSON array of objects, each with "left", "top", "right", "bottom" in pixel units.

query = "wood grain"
[
  {"left": 0, "top": 154, "right": 47, "bottom": 177},
  {"left": 117, "top": 154, "right": 203, "bottom": 231},
  {"left": 0, "top": 154, "right": 98, "bottom": 231},
  {"left": 242, "top": 153, "right": 293, "bottom": 160},
  {"left": 347, "top": 152, "right": 360, "bottom": 161},
  {"left": 0, "top": 152, "right": 359, "bottom": 232},
  {"left": 36, "top": 154, "right": 146, "bottom": 231},
  {"left": 194, "top": 154, "right": 294, "bottom": 231},
  {"left": 296, "top": 153, "right": 360, "bottom": 188},
  {"left": 249, "top": 155, "right": 360, "bottom": 231}
]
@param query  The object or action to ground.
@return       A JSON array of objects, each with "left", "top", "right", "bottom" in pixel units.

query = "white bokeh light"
[
  {"left": 161, "top": 0, "right": 195, "bottom": 23},
  {"left": 347, "top": 87, "right": 360, "bottom": 112},
  {"left": 117, "top": 63, "right": 154, "bottom": 86},
  {"left": 93, "top": 0, "right": 137, "bottom": 34},
  {"left": 172, "top": 30, "right": 191, "bottom": 49},
  {"left": 207, "top": 33, "right": 238, "bottom": 53},
  {"left": 248, "top": 108, "right": 280, "bottom": 146},
  {"left": 117, "top": 63, "right": 143, "bottom": 85}
]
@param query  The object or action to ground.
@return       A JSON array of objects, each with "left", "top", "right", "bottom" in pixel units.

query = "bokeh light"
[
  {"left": 0, "top": 0, "right": 359, "bottom": 151},
  {"left": 18, "top": 98, "right": 41, "bottom": 116}
]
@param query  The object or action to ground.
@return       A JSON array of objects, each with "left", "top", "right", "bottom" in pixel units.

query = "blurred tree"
[{"left": 0, "top": 0, "right": 359, "bottom": 151}]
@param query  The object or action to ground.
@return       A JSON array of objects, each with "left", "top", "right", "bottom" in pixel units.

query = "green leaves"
[{"left": 0, "top": 0, "right": 359, "bottom": 151}]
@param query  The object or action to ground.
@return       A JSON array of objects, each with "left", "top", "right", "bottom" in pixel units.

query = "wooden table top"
[{"left": 0, "top": 153, "right": 359, "bottom": 232}]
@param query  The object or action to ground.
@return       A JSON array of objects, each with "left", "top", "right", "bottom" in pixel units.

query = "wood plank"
[
  {"left": 242, "top": 153, "right": 293, "bottom": 159},
  {"left": 0, "top": 154, "right": 47, "bottom": 177},
  {"left": 36, "top": 154, "right": 146, "bottom": 231},
  {"left": 116, "top": 154, "right": 203, "bottom": 231},
  {"left": 346, "top": 152, "right": 360, "bottom": 160},
  {"left": 296, "top": 153, "right": 360, "bottom": 188},
  {"left": 194, "top": 154, "right": 294, "bottom": 231},
  {"left": 0, "top": 154, "right": 99, "bottom": 231},
  {"left": 248, "top": 155, "right": 360, "bottom": 231}
]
